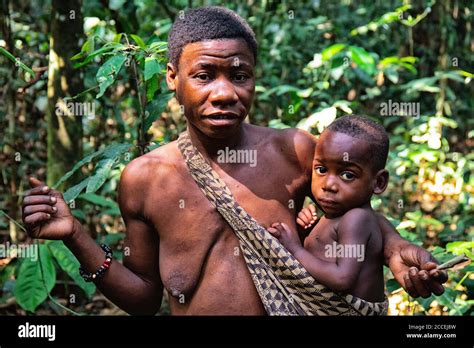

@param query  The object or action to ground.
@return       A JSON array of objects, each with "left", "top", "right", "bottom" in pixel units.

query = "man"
[{"left": 22, "top": 7, "right": 446, "bottom": 315}]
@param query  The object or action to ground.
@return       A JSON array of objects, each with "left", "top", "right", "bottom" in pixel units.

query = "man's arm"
[
  {"left": 23, "top": 158, "right": 164, "bottom": 315},
  {"left": 378, "top": 214, "right": 447, "bottom": 297}
]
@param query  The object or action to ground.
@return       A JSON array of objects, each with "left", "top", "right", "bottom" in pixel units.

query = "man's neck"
[{"left": 186, "top": 122, "right": 249, "bottom": 161}]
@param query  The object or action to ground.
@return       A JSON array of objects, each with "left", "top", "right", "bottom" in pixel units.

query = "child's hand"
[
  {"left": 267, "top": 222, "right": 302, "bottom": 254},
  {"left": 296, "top": 204, "right": 318, "bottom": 230}
]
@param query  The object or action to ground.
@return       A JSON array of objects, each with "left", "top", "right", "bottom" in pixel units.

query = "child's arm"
[{"left": 268, "top": 208, "right": 377, "bottom": 292}]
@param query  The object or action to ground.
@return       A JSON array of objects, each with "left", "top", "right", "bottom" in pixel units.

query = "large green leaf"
[
  {"left": 85, "top": 143, "right": 132, "bottom": 193},
  {"left": 96, "top": 55, "right": 127, "bottom": 98},
  {"left": 349, "top": 46, "right": 376, "bottom": 75},
  {"left": 14, "top": 244, "right": 56, "bottom": 312},
  {"left": 86, "top": 158, "right": 115, "bottom": 193},
  {"left": 47, "top": 241, "right": 96, "bottom": 299},
  {"left": 64, "top": 177, "right": 91, "bottom": 203},
  {"left": 146, "top": 75, "right": 159, "bottom": 102},
  {"left": 144, "top": 93, "right": 172, "bottom": 131},
  {"left": 144, "top": 57, "right": 161, "bottom": 81},
  {"left": 130, "top": 34, "right": 146, "bottom": 49},
  {"left": 53, "top": 148, "right": 106, "bottom": 189}
]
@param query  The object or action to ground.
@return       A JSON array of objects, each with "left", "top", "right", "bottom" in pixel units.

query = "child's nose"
[{"left": 322, "top": 175, "right": 338, "bottom": 193}]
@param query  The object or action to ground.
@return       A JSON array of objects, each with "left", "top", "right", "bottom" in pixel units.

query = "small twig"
[
  {"left": 17, "top": 66, "right": 48, "bottom": 93},
  {"left": 436, "top": 254, "right": 471, "bottom": 270}
]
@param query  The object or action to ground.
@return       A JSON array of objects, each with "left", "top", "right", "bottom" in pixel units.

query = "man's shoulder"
[
  {"left": 120, "top": 140, "right": 181, "bottom": 187},
  {"left": 250, "top": 124, "right": 316, "bottom": 147}
]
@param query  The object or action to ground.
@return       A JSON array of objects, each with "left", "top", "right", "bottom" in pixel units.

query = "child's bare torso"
[{"left": 303, "top": 207, "right": 386, "bottom": 302}]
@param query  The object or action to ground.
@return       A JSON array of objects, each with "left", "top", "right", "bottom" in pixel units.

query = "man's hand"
[
  {"left": 267, "top": 222, "right": 302, "bottom": 254},
  {"left": 296, "top": 204, "right": 318, "bottom": 230},
  {"left": 389, "top": 243, "right": 448, "bottom": 298},
  {"left": 22, "top": 177, "right": 77, "bottom": 240}
]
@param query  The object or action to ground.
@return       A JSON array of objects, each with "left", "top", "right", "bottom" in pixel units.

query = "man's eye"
[
  {"left": 315, "top": 166, "right": 327, "bottom": 174},
  {"left": 233, "top": 74, "right": 248, "bottom": 82},
  {"left": 341, "top": 172, "right": 355, "bottom": 180},
  {"left": 195, "top": 73, "right": 211, "bottom": 81}
]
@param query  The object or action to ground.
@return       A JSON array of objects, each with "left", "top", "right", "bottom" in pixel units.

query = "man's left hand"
[{"left": 390, "top": 243, "right": 448, "bottom": 298}]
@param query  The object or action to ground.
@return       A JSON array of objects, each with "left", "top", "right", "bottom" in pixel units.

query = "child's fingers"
[
  {"left": 271, "top": 222, "right": 288, "bottom": 234},
  {"left": 297, "top": 211, "right": 310, "bottom": 225},
  {"left": 302, "top": 208, "right": 313, "bottom": 223},
  {"left": 267, "top": 227, "right": 280, "bottom": 237},
  {"left": 296, "top": 217, "right": 306, "bottom": 228},
  {"left": 308, "top": 204, "right": 317, "bottom": 216},
  {"left": 280, "top": 222, "right": 293, "bottom": 234}
]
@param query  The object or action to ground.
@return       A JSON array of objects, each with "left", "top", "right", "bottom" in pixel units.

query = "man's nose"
[
  {"left": 208, "top": 77, "right": 238, "bottom": 106},
  {"left": 322, "top": 175, "right": 338, "bottom": 193}
]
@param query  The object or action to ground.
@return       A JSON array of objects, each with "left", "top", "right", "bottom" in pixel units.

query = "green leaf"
[
  {"left": 130, "top": 34, "right": 146, "bottom": 49},
  {"left": 14, "top": 245, "right": 56, "bottom": 312},
  {"left": 144, "top": 93, "right": 172, "bottom": 131},
  {"left": 96, "top": 55, "right": 127, "bottom": 98},
  {"left": 86, "top": 158, "right": 115, "bottom": 193},
  {"left": 386, "top": 278, "right": 402, "bottom": 293},
  {"left": 144, "top": 57, "right": 162, "bottom": 81},
  {"left": 78, "top": 193, "right": 118, "bottom": 208},
  {"left": 0, "top": 47, "right": 35, "bottom": 76},
  {"left": 64, "top": 177, "right": 91, "bottom": 203},
  {"left": 73, "top": 42, "right": 122, "bottom": 68},
  {"left": 109, "top": 0, "right": 127, "bottom": 11},
  {"left": 100, "top": 206, "right": 121, "bottom": 216},
  {"left": 321, "top": 44, "right": 346, "bottom": 61},
  {"left": 71, "top": 209, "right": 87, "bottom": 221},
  {"left": 446, "top": 241, "right": 474, "bottom": 259},
  {"left": 146, "top": 75, "right": 159, "bottom": 102},
  {"left": 349, "top": 46, "right": 376, "bottom": 75},
  {"left": 148, "top": 41, "right": 168, "bottom": 54},
  {"left": 53, "top": 148, "right": 106, "bottom": 189},
  {"left": 46, "top": 241, "right": 96, "bottom": 299}
]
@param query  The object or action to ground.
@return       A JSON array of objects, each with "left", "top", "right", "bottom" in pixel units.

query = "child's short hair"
[
  {"left": 326, "top": 115, "right": 389, "bottom": 172},
  {"left": 168, "top": 6, "right": 258, "bottom": 69}
]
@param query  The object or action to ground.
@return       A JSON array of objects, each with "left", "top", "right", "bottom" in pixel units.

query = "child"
[{"left": 268, "top": 115, "right": 389, "bottom": 303}]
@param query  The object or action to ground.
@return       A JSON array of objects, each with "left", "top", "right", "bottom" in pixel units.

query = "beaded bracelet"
[{"left": 79, "top": 244, "right": 113, "bottom": 282}]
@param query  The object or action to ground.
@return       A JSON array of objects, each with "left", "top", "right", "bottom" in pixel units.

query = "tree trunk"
[{"left": 46, "top": 0, "right": 84, "bottom": 189}]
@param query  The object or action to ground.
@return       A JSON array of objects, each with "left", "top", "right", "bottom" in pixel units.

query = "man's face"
[
  {"left": 311, "top": 130, "right": 384, "bottom": 218},
  {"left": 166, "top": 38, "right": 255, "bottom": 138}
]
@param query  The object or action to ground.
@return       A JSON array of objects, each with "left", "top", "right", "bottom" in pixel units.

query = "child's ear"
[
  {"left": 373, "top": 169, "right": 389, "bottom": 194},
  {"left": 166, "top": 63, "right": 178, "bottom": 91}
]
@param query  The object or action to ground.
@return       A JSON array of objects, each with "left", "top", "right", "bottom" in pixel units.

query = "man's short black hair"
[
  {"left": 168, "top": 6, "right": 258, "bottom": 68},
  {"left": 326, "top": 115, "right": 389, "bottom": 172}
]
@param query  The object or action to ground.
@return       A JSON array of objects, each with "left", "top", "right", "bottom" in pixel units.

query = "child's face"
[
  {"left": 311, "top": 130, "right": 388, "bottom": 218},
  {"left": 166, "top": 38, "right": 255, "bottom": 139}
]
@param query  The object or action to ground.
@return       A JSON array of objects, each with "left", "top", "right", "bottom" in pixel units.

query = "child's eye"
[
  {"left": 341, "top": 172, "right": 356, "bottom": 180},
  {"left": 315, "top": 166, "right": 327, "bottom": 174}
]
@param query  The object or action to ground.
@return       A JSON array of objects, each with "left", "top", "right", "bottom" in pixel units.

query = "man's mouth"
[
  {"left": 203, "top": 112, "right": 240, "bottom": 119},
  {"left": 202, "top": 113, "right": 241, "bottom": 126}
]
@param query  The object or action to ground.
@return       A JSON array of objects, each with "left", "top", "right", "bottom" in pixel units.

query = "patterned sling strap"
[{"left": 177, "top": 131, "right": 388, "bottom": 316}]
